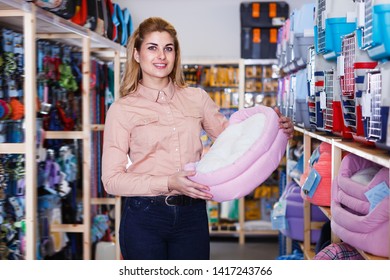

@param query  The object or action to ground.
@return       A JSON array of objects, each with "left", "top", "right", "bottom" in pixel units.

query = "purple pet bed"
[{"left": 279, "top": 181, "right": 328, "bottom": 242}]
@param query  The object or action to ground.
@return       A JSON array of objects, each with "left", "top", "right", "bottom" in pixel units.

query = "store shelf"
[
  {"left": 333, "top": 139, "right": 390, "bottom": 168},
  {"left": 293, "top": 126, "right": 305, "bottom": 134},
  {"left": 0, "top": 0, "right": 124, "bottom": 260},
  {"left": 295, "top": 127, "right": 390, "bottom": 260},
  {"left": 310, "top": 221, "right": 325, "bottom": 230},
  {"left": 51, "top": 224, "right": 85, "bottom": 233},
  {"left": 0, "top": 0, "right": 126, "bottom": 59},
  {"left": 45, "top": 131, "right": 85, "bottom": 140},
  {"left": 294, "top": 126, "right": 340, "bottom": 144},
  {"left": 0, "top": 143, "right": 25, "bottom": 154},
  {"left": 240, "top": 230, "right": 279, "bottom": 236},
  {"left": 305, "top": 131, "right": 339, "bottom": 144},
  {"left": 91, "top": 197, "right": 116, "bottom": 205}
]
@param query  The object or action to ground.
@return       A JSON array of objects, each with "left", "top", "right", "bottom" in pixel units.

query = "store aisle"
[{"left": 210, "top": 237, "right": 279, "bottom": 260}]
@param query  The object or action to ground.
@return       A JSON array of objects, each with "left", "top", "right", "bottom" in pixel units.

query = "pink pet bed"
[
  {"left": 331, "top": 153, "right": 389, "bottom": 257},
  {"left": 185, "top": 105, "right": 288, "bottom": 202}
]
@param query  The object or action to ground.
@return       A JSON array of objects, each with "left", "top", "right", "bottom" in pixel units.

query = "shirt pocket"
[
  {"left": 131, "top": 114, "right": 160, "bottom": 147},
  {"left": 181, "top": 110, "right": 203, "bottom": 139},
  {"left": 182, "top": 110, "right": 202, "bottom": 119},
  {"left": 134, "top": 115, "right": 159, "bottom": 126}
]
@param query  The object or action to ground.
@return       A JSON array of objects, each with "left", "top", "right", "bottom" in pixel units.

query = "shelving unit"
[
  {"left": 238, "top": 58, "right": 281, "bottom": 244},
  {"left": 0, "top": 1, "right": 38, "bottom": 261},
  {"left": 182, "top": 60, "right": 240, "bottom": 110},
  {"left": 182, "top": 59, "right": 281, "bottom": 244},
  {"left": 294, "top": 125, "right": 390, "bottom": 260},
  {"left": 0, "top": 0, "right": 125, "bottom": 260},
  {"left": 238, "top": 59, "right": 279, "bottom": 109},
  {"left": 182, "top": 61, "right": 243, "bottom": 240}
]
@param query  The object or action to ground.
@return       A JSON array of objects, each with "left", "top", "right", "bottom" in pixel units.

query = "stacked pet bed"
[
  {"left": 299, "top": 142, "right": 332, "bottom": 206},
  {"left": 278, "top": 181, "right": 328, "bottom": 242},
  {"left": 331, "top": 153, "right": 389, "bottom": 257}
]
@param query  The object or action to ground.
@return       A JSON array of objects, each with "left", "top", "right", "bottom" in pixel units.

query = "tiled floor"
[{"left": 210, "top": 236, "right": 280, "bottom": 260}]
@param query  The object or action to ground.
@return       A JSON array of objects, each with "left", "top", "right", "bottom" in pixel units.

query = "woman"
[{"left": 101, "top": 17, "right": 294, "bottom": 260}]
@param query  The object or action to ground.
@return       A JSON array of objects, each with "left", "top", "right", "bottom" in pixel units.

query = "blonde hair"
[{"left": 120, "top": 17, "right": 187, "bottom": 97}]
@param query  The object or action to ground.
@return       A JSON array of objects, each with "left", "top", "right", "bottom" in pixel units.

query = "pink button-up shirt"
[{"left": 101, "top": 80, "right": 229, "bottom": 196}]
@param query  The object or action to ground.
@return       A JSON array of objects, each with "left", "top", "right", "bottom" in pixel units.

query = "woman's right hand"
[{"left": 168, "top": 170, "right": 213, "bottom": 200}]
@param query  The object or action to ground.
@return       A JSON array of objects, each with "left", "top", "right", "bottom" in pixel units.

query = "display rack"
[
  {"left": 0, "top": 0, "right": 125, "bottom": 260},
  {"left": 182, "top": 60, "right": 243, "bottom": 240},
  {"left": 182, "top": 59, "right": 281, "bottom": 244},
  {"left": 294, "top": 125, "right": 390, "bottom": 260},
  {"left": 238, "top": 59, "right": 279, "bottom": 109},
  {"left": 238, "top": 59, "right": 281, "bottom": 244}
]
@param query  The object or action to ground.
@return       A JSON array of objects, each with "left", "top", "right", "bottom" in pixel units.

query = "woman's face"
[{"left": 134, "top": 31, "right": 176, "bottom": 84}]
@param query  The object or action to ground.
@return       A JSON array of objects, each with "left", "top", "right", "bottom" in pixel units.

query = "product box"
[
  {"left": 241, "top": 27, "right": 278, "bottom": 59},
  {"left": 245, "top": 199, "right": 261, "bottom": 220},
  {"left": 240, "top": 1, "right": 289, "bottom": 28}
]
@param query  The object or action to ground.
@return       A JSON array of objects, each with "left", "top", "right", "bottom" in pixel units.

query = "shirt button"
[
  {"left": 175, "top": 148, "right": 179, "bottom": 151},
  {"left": 177, "top": 168, "right": 180, "bottom": 172},
  {"left": 173, "top": 127, "right": 176, "bottom": 131}
]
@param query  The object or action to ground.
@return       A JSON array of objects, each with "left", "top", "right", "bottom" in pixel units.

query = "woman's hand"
[
  {"left": 168, "top": 170, "right": 213, "bottom": 200},
  {"left": 274, "top": 107, "right": 294, "bottom": 139}
]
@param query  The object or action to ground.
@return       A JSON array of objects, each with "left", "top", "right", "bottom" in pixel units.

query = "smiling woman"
[
  {"left": 118, "top": 17, "right": 186, "bottom": 96},
  {"left": 133, "top": 31, "right": 176, "bottom": 81},
  {"left": 101, "top": 17, "right": 294, "bottom": 261}
]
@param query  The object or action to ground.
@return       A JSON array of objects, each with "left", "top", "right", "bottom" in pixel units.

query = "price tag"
[
  {"left": 302, "top": 169, "right": 321, "bottom": 198},
  {"left": 309, "top": 147, "right": 321, "bottom": 166},
  {"left": 364, "top": 181, "right": 390, "bottom": 211},
  {"left": 272, "top": 199, "right": 287, "bottom": 216}
]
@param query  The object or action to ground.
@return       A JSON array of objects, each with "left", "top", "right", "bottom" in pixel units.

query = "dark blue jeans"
[{"left": 119, "top": 196, "right": 210, "bottom": 260}]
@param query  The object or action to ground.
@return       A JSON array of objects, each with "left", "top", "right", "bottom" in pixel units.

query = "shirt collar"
[{"left": 138, "top": 79, "right": 175, "bottom": 104}]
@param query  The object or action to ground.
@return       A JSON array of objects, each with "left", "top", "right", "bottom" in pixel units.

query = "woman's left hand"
[{"left": 274, "top": 107, "right": 294, "bottom": 139}]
